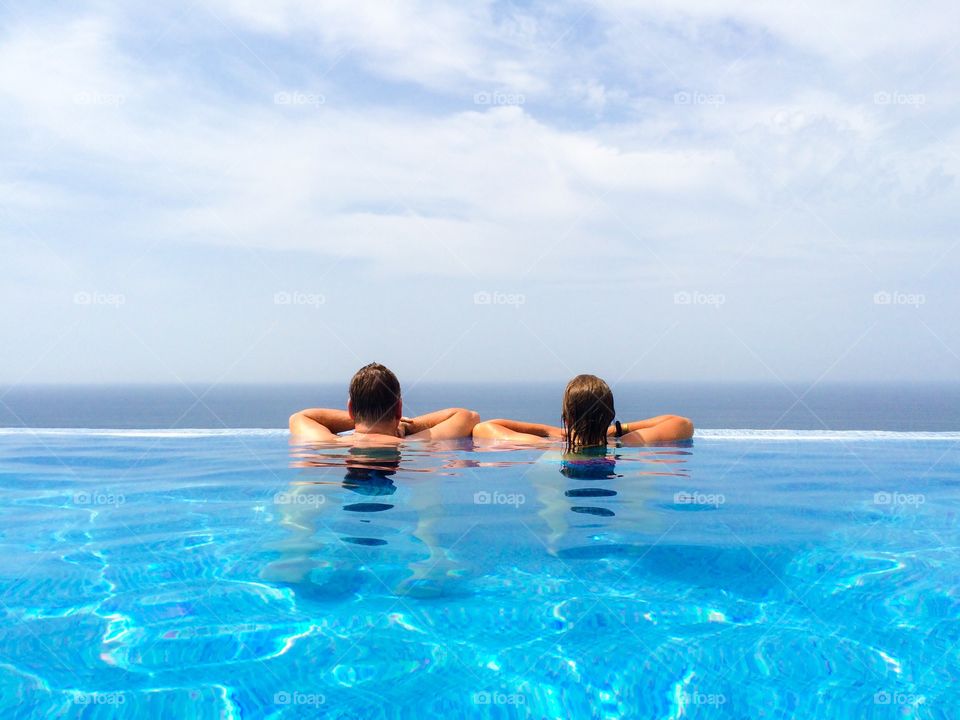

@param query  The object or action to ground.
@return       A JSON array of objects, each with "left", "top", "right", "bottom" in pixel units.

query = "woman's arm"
[
  {"left": 615, "top": 415, "right": 694, "bottom": 445},
  {"left": 473, "top": 419, "right": 563, "bottom": 443},
  {"left": 607, "top": 415, "right": 680, "bottom": 435}
]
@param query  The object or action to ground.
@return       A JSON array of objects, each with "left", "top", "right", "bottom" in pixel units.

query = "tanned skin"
[
  {"left": 290, "top": 401, "right": 479, "bottom": 444},
  {"left": 472, "top": 414, "right": 694, "bottom": 446}
]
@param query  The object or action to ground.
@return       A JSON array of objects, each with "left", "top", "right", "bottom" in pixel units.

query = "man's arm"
[
  {"left": 404, "top": 408, "right": 480, "bottom": 441},
  {"left": 614, "top": 415, "right": 694, "bottom": 445},
  {"left": 473, "top": 419, "right": 563, "bottom": 443},
  {"left": 289, "top": 408, "right": 354, "bottom": 442},
  {"left": 400, "top": 408, "right": 461, "bottom": 436}
]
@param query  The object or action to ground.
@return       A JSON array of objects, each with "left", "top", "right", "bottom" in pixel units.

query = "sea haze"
[{"left": 1, "top": 383, "right": 958, "bottom": 432}]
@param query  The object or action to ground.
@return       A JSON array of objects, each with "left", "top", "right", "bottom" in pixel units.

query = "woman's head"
[{"left": 562, "top": 374, "right": 615, "bottom": 452}]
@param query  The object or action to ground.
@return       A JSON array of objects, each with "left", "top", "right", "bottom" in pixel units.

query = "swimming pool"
[{"left": 1, "top": 430, "right": 957, "bottom": 718}]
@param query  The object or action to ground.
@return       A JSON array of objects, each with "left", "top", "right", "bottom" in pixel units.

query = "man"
[{"left": 289, "top": 362, "right": 479, "bottom": 443}]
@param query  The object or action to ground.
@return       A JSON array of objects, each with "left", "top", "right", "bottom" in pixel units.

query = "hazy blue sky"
[{"left": 1, "top": 1, "right": 958, "bottom": 385}]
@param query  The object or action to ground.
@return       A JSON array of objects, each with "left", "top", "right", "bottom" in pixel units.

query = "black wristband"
[{"left": 615, "top": 421, "right": 623, "bottom": 438}]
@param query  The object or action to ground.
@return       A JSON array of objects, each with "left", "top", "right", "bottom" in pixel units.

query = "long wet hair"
[{"left": 561, "top": 374, "right": 616, "bottom": 452}]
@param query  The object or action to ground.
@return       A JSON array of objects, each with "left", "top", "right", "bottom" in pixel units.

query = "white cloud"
[
  {"left": 0, "top": 1, "right": 957, "bottom": 382},
  {"left": 595, "top": 0, "right": 959, "bottom": 62},
  {"left": 204, "top": 0, "right": 551, "bottom": 93},
  {"left": 1, "top": 5, "right": 955, "bottom": 267}
]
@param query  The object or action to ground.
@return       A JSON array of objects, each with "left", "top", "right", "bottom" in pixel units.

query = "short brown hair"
[
  {"left": 349, "top": 363, "right": 401, "bottom": 425},
  {"left": 562, "top": 374, "right": 615, "bottom": 452}
]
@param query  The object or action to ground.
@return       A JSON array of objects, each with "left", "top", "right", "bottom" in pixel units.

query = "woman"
[{"left": 472, "top": 374, "right": 694, "bottom": 449}]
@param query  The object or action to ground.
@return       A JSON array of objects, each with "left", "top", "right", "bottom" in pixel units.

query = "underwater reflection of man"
[
  {"left": 260, "top": 445, "right": 402, "bottom": 591},
  {"left": 339, "top": 446, "right": 465, "bottom": 597},
  {"left": 340, "top": 446, "right": 400, "bottom": 547}
]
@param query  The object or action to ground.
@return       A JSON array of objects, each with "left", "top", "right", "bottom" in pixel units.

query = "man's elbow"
[
  {"left": 677, "top": 417, "right": 694, "bottom": 439},
  {"left": 459, "top": 409, "right": 481, "bottom": 430}
]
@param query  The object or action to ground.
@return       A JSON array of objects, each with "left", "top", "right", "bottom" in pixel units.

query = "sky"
[{"left": 0, "top": 0, "right": 958, "bottom": 386}]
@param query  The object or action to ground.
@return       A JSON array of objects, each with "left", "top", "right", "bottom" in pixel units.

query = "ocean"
[{"left": 1, "top": 382, "right": 958, "bottom": 431}]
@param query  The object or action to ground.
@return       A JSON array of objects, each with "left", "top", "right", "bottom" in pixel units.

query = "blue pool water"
[{"left": 1, "top": 429, "right": 959, "bottom": 718}]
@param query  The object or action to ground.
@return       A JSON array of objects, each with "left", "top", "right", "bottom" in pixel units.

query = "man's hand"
[{"left": 403, "top": 408, "right": 480, "bottom": 440}]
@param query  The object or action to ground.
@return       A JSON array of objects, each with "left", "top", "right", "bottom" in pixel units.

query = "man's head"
[{"left": 348, "top": 363, "right": 402, "bottom": 427}]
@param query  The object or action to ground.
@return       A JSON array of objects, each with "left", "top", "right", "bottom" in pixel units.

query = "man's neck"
[{"left": 354, "top": 420, "right": 400, "bottom": 437}]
